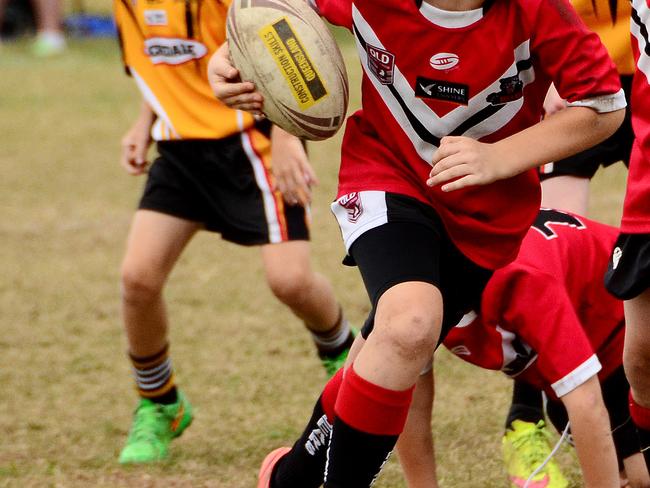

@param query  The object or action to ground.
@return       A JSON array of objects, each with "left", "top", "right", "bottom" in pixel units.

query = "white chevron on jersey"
[
  {"left": 631, "top": 0, "right": 650, "bottom": 82},
  {"left": 352, "top": 4, "right": 535, "bottom": 166}
]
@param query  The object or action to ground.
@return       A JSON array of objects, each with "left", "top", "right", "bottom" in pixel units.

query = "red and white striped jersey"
[
  {"left": 316, "top": 0, "right": 625, "bottom": 269},
  {"left": 620, "top": 0, "right": 650, "bottom": 232},
  {"left": 443, "top": 209, "right": 624, "bottom": 399}
]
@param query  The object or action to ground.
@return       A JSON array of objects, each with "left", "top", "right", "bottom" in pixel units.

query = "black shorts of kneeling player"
[
  {"left": 344, "top": 193, "right": 492, "bottom": 344},
  {"left": 538, "top": 75, "right": 633, "bottom": 182},
  {"left": 545, "top": 365, "right": 641, "bottom": 470},
  {"left": 138, "top": 132, "right": 309, "bottom": 246},
  {"left": 605, "top": 233, "right": 650, "bottom": 300}
]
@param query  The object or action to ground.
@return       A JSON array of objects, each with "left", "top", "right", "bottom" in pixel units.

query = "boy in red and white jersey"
[
  {"left": 397, "top": 209, "right": 649, "bottom": 487},
  {"left": 209, "top": 0, "right": 625, "bottom": 485},
  {"left": 605, "top": 0, "right": 650, "bottom": 472}
]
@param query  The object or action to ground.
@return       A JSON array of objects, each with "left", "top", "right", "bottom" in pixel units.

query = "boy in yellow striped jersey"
[{"left": 113, "top": 0, "right": 353, "bottom": 464}]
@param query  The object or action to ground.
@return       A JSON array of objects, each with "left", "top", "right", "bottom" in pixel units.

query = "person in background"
[
  {"left": 112, "top": 0, "right": 354, "bottom": 464},
  {"left": 0, "top": 0, "right": 66, "bottom": 55}
]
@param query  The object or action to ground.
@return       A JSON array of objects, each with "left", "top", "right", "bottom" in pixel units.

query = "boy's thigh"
[{"left": 339, "top": 192, "right": 491, "bottom": 342}]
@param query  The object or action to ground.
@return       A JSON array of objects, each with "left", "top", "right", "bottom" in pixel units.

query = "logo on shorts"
[
  {"left": 612, "top": 246, "right": 623, "bottom": 270},
  {"left": 366, "top": 44, "right": 395, "bottom": 85},
  {"left": 338, "top": 192, "right": 363, "bottom": 223}
]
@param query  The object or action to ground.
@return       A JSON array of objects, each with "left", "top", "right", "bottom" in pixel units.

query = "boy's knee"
[
  {"left": 266, "top": 265, "right": 313, "bottom": 306},
  {"left": 121, "top": 262, "right": 165, "bottom": 304},
  {"left": 377, "top": 309, "right": 441, "bottom": 361}
]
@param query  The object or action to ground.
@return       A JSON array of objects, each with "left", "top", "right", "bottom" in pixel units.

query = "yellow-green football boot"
[{"left": 502, "top": 420, "right": 569, "bottom": 488}]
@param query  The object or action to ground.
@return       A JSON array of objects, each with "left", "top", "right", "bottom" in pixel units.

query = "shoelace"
[
  {"left": 510, "top": 422, "right": 553, "bottom": 469},
  {"left": 129, "top": 404, "right": 165, "bottom": 442},
  {"left": 524, "top": 422, "right": 571, "bottom": 488}
]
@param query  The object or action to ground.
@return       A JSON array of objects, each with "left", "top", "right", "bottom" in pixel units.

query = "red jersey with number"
[
  {"left": 314, "top": 0, "right": 625, "bottom": 269},
  {"left": 621, "top": 0, "right": 650, "bottom": 232},
  {"left": 443, "top": 209, "right": 624, "bottom": 399}
]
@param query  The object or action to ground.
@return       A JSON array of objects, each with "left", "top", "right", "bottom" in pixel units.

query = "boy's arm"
[
  {"left": 270, "top": 126, "right": 318, "bottom": 206},
  {"left": 561, "top": 375, "right": 619, "bottom": 488},
  {"left": 426, "top": 106, "right": 624, "bottom": 192},
  {"left": 121, "top": 100, "right": 156, "bottom": 175},
  {"left": 396, "top": 368, "right": 439, "bottom": 488}
]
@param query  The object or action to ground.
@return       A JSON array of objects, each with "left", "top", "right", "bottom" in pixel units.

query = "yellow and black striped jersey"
[
  {"left": 572, "top": 0, "right": 634, "bottom": 75},
  {"left": 114, "top": 0, "right": 255, "bottom": 140}
]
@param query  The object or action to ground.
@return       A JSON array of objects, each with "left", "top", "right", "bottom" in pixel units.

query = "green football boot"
[
  {"left": 320, "top": 327, "right": 358, "bottom": 377},
  {"left": 119, "top": 391, "right": 193, "bottom": 464},
  {"left": 502, "top": 419, "right": 569, "bottom": 488}
]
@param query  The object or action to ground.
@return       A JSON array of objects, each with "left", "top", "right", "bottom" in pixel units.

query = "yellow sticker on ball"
[{"left": 259, "top": 18, "right": 327, "bottom": 109}]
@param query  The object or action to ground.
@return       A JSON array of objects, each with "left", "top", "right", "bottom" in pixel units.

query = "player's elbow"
[{"left": 593, "top": 107, "right": 625, "bottom": 143}]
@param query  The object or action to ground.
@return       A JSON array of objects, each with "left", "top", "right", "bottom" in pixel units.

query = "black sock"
[
  {"left": 505, "top": 380, "right": 544, "bottom": 430},
  {"left": 324, "top": 417, "right": 398, "bottom": 488},
  {"left": 271, "top": 395, "right": 331, "bottom": 488}
]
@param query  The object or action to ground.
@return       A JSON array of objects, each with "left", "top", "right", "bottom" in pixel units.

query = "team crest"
[
  {"left": 337, "top": 192, "right": 363, "bottom": 223},
  {"left": 486, "top": 74, "right": 524, "bottom": 105},
  {"left": 366, "top": 44, "right": 395, "bottom": 85}
]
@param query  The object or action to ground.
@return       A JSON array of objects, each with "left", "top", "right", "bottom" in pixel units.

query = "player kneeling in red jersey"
[
  {"left": 397, "top": 209, "right": 650, "bottom": 488},
  {"left": 209, "top": 0, "right": 626, "bottom": 485},
  {"left": 605, "top": 0, "right": 650, "bottom": 475}
]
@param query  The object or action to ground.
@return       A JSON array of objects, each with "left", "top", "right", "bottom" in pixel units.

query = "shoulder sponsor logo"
[
  {"left": 144, "top": 9, "right": 168, "bottom": 26},
  {"left": 486, "top": 74, "right": 524, "bottom": 106},
  {"left": 415, "top": 76, "right": 469, "bottom": 105},
  {"left": 430, "top": 52, "right": 459, "bottom": 71},
  {"left": 366, "top": 44, "right": 395, "bottom": 85},
  {"left": 144, "top": 38, "right": 207, "bottom": 65},
  {"left": 337, "top": 192, "right": 363, "bottom": 223}
]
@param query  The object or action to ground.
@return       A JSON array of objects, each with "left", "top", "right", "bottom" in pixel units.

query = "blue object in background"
[{"left": 65, "top": 14, "right": 116, "bottom": 38}]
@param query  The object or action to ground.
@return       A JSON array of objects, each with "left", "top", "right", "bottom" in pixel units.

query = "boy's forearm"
[
  {"left": 493, "top": 107, "right": 625, "bottom": 179},
  {"left": 562, "top": 377, "right": 620, "bottom": 487},
  {"left": 137, "top": 100, "right": 156, "bottom": 125}
]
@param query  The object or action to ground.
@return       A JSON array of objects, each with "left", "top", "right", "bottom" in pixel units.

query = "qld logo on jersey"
[
  {"left": 144, "top": 38, "right": 207, "bottom": 65},
  {"left": 337, "top": 192, "right": 363, "bottom": 223},
  {"left": 430, "top": 52, "right": 459, "bottom": 71},
  {"left": 486, "top": 74, "right": 524, "bottom": 105},
  {"left": 366, "top": 44, "right": 395, "bottom": 85}
]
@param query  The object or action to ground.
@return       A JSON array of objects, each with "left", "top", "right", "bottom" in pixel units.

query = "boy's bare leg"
[
  {"left": 396, "top": 369, "right": 438, "bottom": 488},
  {"left": 261, "top": 241, "right": 354, "bottom": 372},
  {"left": 121, "top": 210, "right": 200, "bottom": 358},
  {"left": 541, "top": 175, "right": 590, "bottom": 215}
]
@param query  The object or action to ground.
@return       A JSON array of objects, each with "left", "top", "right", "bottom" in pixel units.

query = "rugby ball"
[{"left": 226, "top": 0, "right": 349, "bottom": 140}]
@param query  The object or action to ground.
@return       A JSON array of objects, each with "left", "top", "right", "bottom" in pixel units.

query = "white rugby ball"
[{"left": 226, "top": 0, "right": 349, "bottom": 140}]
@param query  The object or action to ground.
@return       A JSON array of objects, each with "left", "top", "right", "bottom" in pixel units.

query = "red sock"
[
  {"left": 322, "top": 368, "right": 344, "bottom": 421},
  {"left": 335, "top": 364, "right": 414, "bottom": 436},
  {"left": 630, "top": 390, "right": 650, "bottom": 430}
]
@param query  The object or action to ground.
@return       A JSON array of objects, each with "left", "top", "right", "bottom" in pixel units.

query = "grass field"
[{"left": 0, "top": 24, "right": 630, "bottom": 488}]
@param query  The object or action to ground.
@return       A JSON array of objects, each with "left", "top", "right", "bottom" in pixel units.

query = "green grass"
[{"left": 0, "top": 35, "right": 627, "bottom": 487}]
